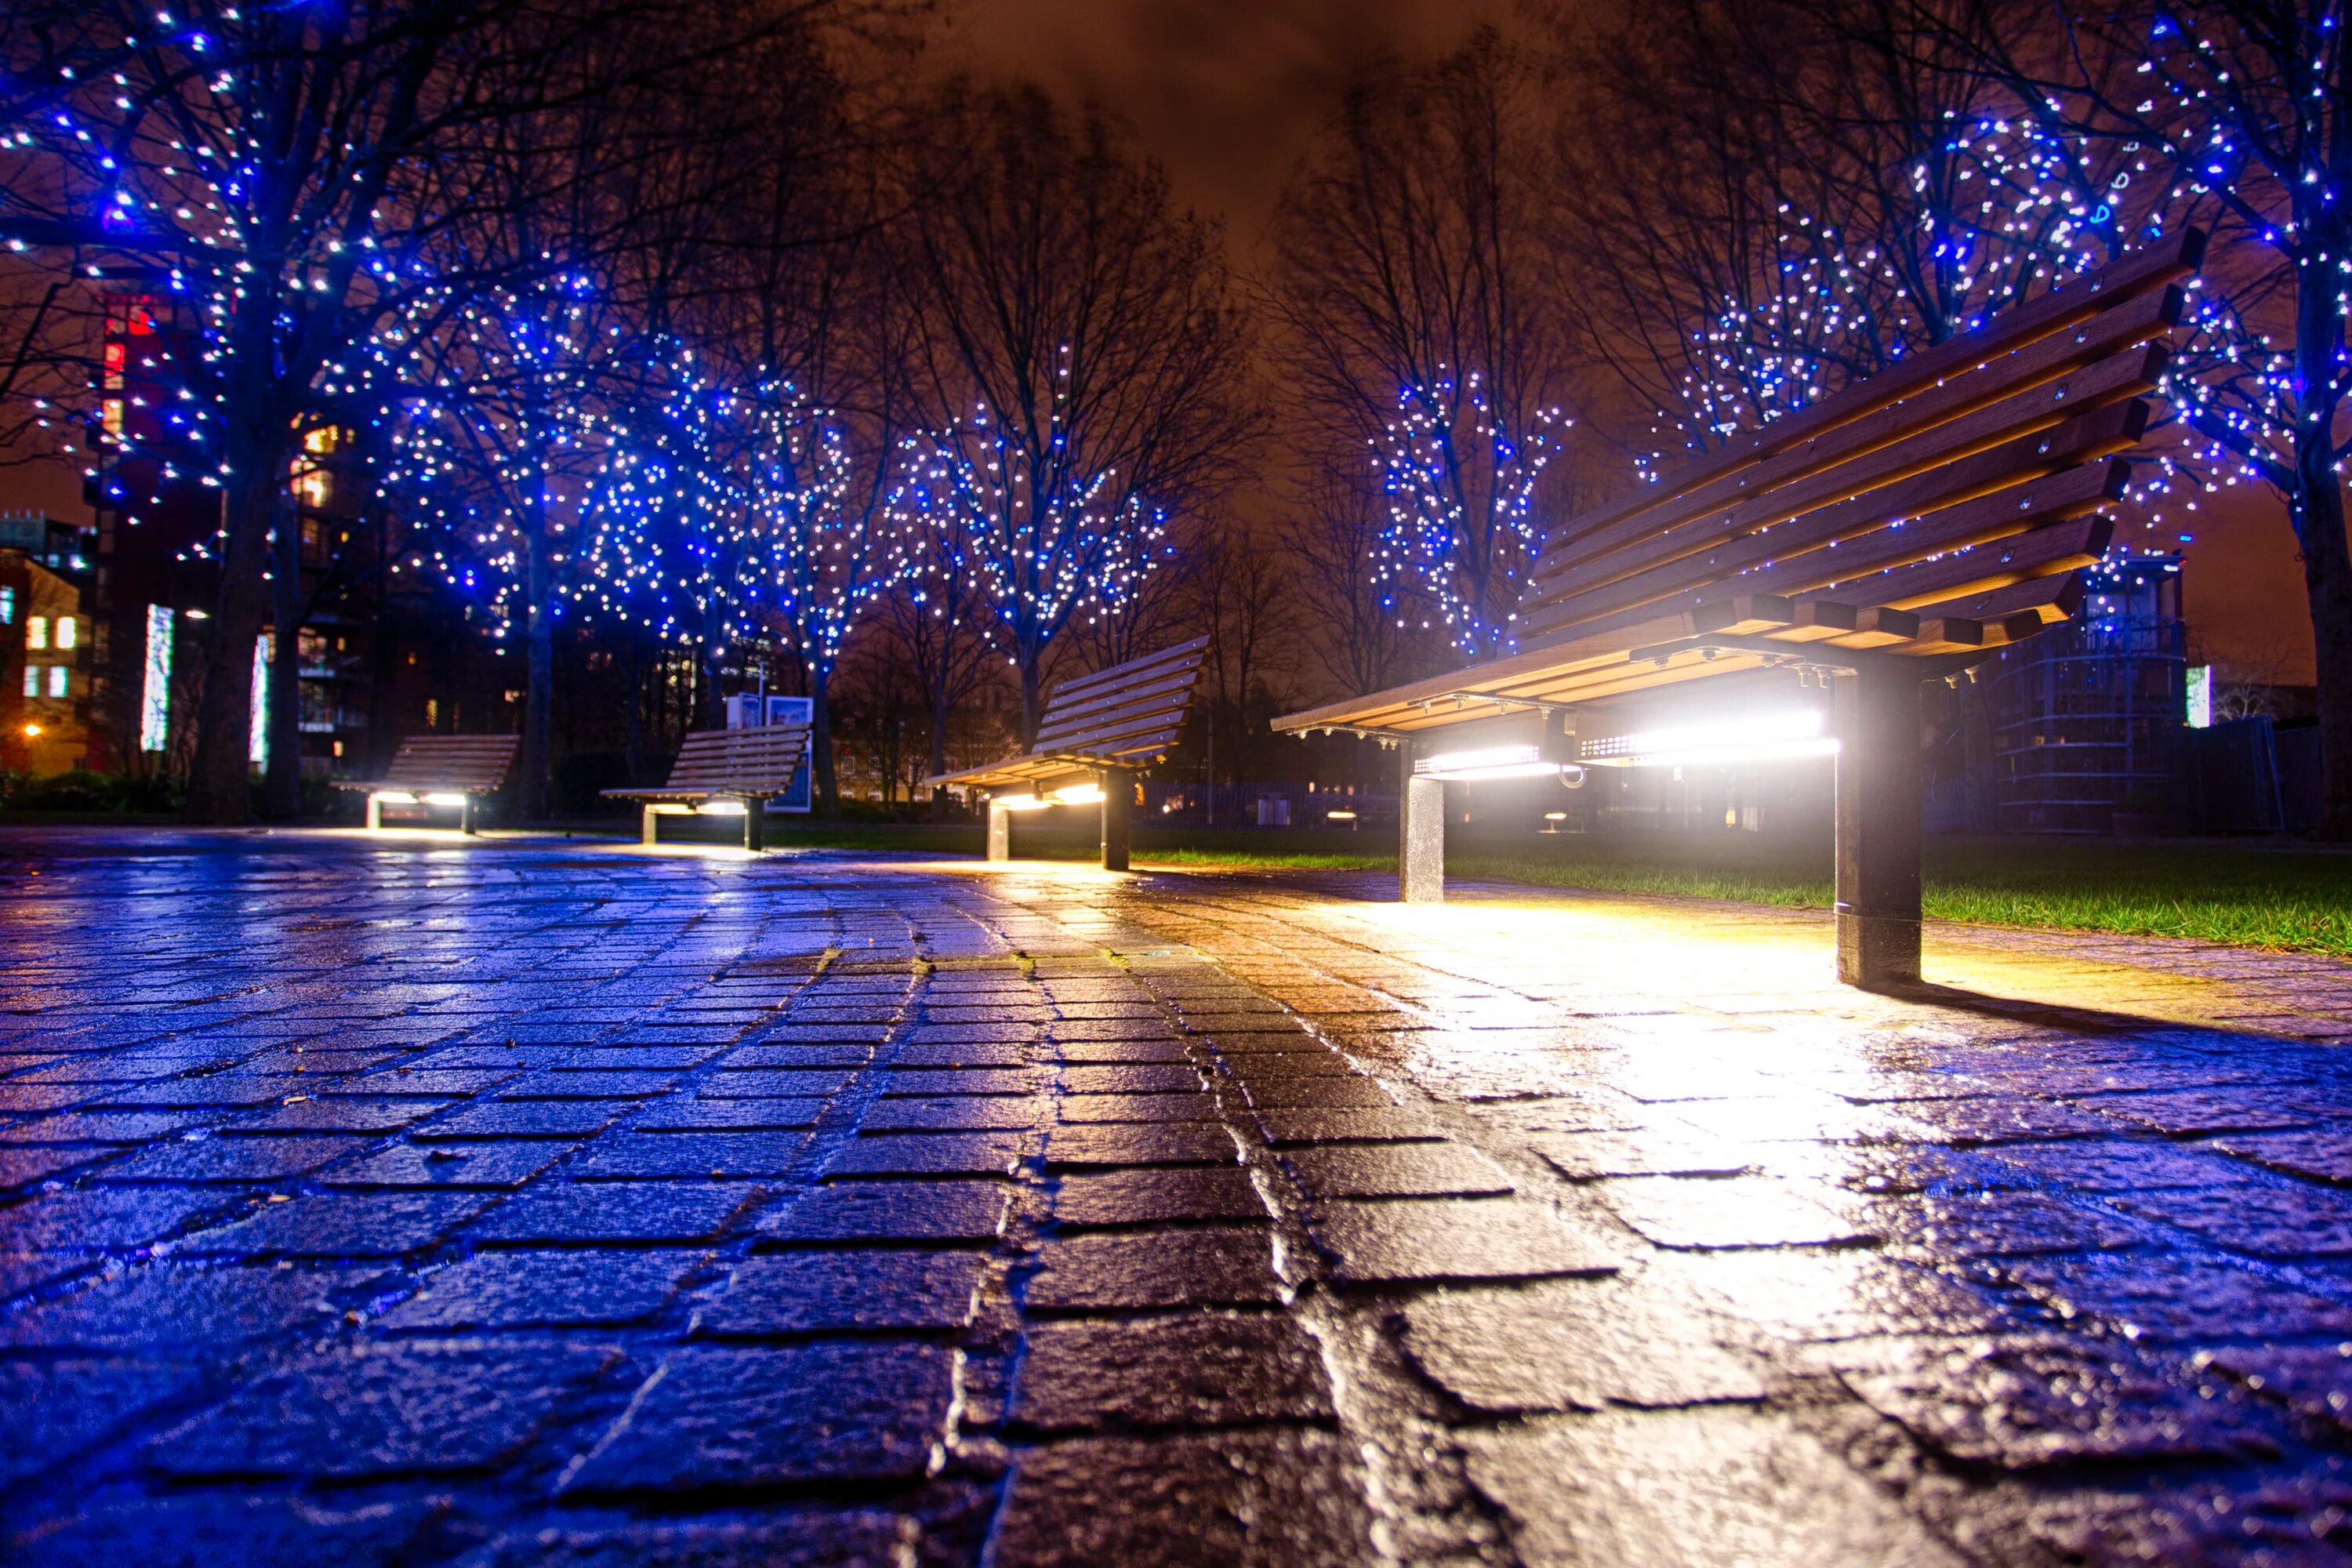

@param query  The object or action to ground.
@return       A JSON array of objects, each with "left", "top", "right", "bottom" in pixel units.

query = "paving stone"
[
  {"left": 1049, "top": 1038, "right": 1192, "bottom": 1062},
  {"left": 103, "top": 1134, "right": 364, "bottom": 1182},
  {"left": 1027, "top": 1227, "right": 1283, "bottom": 1311},
  {"left": 568, "top": 1131, "right": 809, "bottom": 1180},
  {"left": 1838, "top": 1335, "right": 2276, "bottom": 1468},
  {"left": 180, "top": 1191, "right": 493, "bottom": 1257},
  {"left": 1283, "top": 1142, "right": 1515, "bottom": 1200},
  {"left": 451, "top": 1514, "right": 910, "bottom": 1568},
  {"left": 1059, "top": 1092, "right": 1221, "bottom": 1123},
  {"left": 861, "top": 1096, "right": 1044, "bottom": 1133},
  {"left": 631, "top": 1097, "right": 824, "bottom": 1131},
  {"left": 0, "top": 1185, "right": 236, "bottom": 1248},
  {"left": 2, "top": 1491, "right": 433, "bottom": 1568},
  {"left": 1874, "top": 1190, "right": 2148, "bottom": 1258},
  {"left": 1054, "top": 1166, "right": 1268, "bottom": 1226},
  {"left": 1464, "top": 1410, "right": 1969, "bottom": 1567},
  {"left": 1994, "top": 1251, "right": 2352, "bottom": 1342},
  {"left": 756, "top": 1178, "right": 1010, "bottom": 1244},
  {"left": 697, "top": 1250, "right": 984, "bottom": 1335},
  {"left": 0, "top": 1109, "right": 215, "bottom": 1144},
  {"left": 2088, "top": 1088, "right": 2322, "bottom": 1136},
  {"left": 0, "top": 1250, "right": 89, "bottom": 1299},
  {"left": 1305, "top": 1200, "right": 1617, "bottom": 1285},
  {"left": 2203, "top": 1341, "right": 2352, "bottom": 1437},
  {"left": 2107, "top": 1181, "right": 2352, "bottom": 1258},
  {"left": 1044, "top": 1124, "right": 1242, "bottom": 1168},
  {"left": 235, "top": 1096, "right": 452, "bottom": 1133},
  {"left": 991, "top": 1429, "right": 1371, "bottom": 1567},
  {"left": 1237, "top": 1076, "right": 1396, "bottom": 1109},
  {"left": 1060, "top": 1065, "right": 1203, "bottom": 1094},
  {"left": 824, "top": 1132, "right": 1027, "bottom": 1178},
  {"left": 148, "top": 1345, "right": 614, "bottom": 1476},
  {"left": 1013, "top": 1313, "right": 1334, "bottom": 1432},
  {"left": 100, "top": 1076, "right": 309, "bottom": 1109},
  {"left": 1649, "top": 1247, "right": 2008, "bottom": 1341},
  {"left": 0, "top": 1265, "right": 368, "bottom": 1348},
  {"left": 564, "top": 1345, "right": 953, "bottom": 1493},
  {"left": 1985, "top": 1136, "right": 2237, "bottom": 1192},
  {"left": 1534, "top": 1130, "right": 1758, "bottom": 1181},
  {"left": 417, "top": 1100, "right": 622, "bottom": 1138},
  {"left": 699, "top": 1069, "right": 857, "bottom": 1098},
  {"left": 469, "top": 1181, "right": 753, "bottom": 1245},
  {"left": 321, "top": 1140, "right": 570, "bottom": 1189},
  {"left": 882, "top": 1067, "right": 1045, "bottom": 1095},
  {"left": 1400, "top": 1279, "right": 1766, "bottom": 1412},
  {"left": 2208, "top": 1126, "right": 2352, "bottom": 1185},
  {"left": 379, "top": 1250, "right": 702, "bottom": 1329},
  {"left": 890, "top": 1042, "right": 1028, "bottom": 1068},
  {"left": 0, "top": 1358, "right": 206, "bottom": 1483},
  {"left": 497, "top": 1070, "right": 684, "bottom": 1099},
  {"left": 1599, "top": 1177, "right": 1875, "bottom": 1250},
  {"left": 1254, "top": 1107, "right": 1445, "bottom": 1145},
  {"left": 349, "top": 1068, "right": 518, "bottom": 1095},
  {"left": 0, "top": 1143, "right": 112, "bottom": 1187}
]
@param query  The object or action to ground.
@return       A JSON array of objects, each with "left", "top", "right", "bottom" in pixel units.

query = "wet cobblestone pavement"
[{"left": 3, "top": 828, "right": 2350, "bottom": 1566}]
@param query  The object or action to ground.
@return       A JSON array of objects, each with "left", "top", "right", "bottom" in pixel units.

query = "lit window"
[
  {"left": 47, "top": 666, "right": 67, "bottom": 698},
  {"left": 54, "top": 616, "right": 74, "bottom": 650},
  {"left": 25, "top": 615, "right": 46, "bottom": 650},
  {"left": 0, "top": 586, "right": 13, "bottom": 623},
  {"left": 21, "top": 666, "right": 36, "bottom": 698}
]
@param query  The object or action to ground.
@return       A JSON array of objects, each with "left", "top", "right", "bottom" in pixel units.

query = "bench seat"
[
  {"left": 332, "top": 735, "right": 521, "bottom": 833},
  {"left": 605, "top": 724, "right": 809, "bottom": 851},
  {"left": 927, "top": 637, "right": 1211, "bottom": 868},
  {"left": 1276, "top": 230, "right": 2202, "bottom": 986}
]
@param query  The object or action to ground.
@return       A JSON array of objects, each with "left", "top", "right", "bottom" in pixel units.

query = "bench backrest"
[
  {"left": 661, "top": 725, "right": 808, "bottom": 793},
  {"left": 1030, "top": 635, "right": 1213, "bottom": 768},
  {"left": 1517, "top": 230, "right": 2201, "bottom": 663},
  {"left": 380, "top": 735, "right": 520, "bottom": 793}
]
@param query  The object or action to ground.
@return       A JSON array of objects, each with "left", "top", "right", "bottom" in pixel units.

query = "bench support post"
[
  {"left": 641, "top": 804, "right": 662, "bottom": 847},
  {"left": 365, "top": 794, "right": 383, "bottom": 832},
  {"left": 742, "top": 798, "right": 764, "bottom": 853},
  {"left": 1399, "top": 748, "right": 1445, "bottom": 904},
  {"left": 1098, "top": 770, "right": 1131, "bottom": 871},
  {"left": 1835, "top": 664, "right": 1926, "bottom": 989},
  {"left": 459, "top": 795, "right": 477, "bottom": 836},
  {"left": 985, "top": 797, "right": 1012, "bottom": 862}
]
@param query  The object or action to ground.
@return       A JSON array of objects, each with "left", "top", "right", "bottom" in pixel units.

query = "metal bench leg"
[
  {"left": 459, "top": 796, "right": 476, "bottom": 836},
  {"left": 365, "top": 794, "right": 382, "bottom": 832},
  {"left": 1098, "top": 770, "right": 1130, "bottom": 871},
  {"left": 642, "top": 805, "right": 661, "bottom": 847},
  {"left": 1835, "top": 664, "right": 1926, "bottom": 989},
  {"left": 986, "top": 798, "right": 1012, "bottom": 862},
  {"left": 1401, "top": 750, "right": 1445, "bottom": 904},
  {"left": 742, "top": 798, "right": 764, "bottom": 853}
]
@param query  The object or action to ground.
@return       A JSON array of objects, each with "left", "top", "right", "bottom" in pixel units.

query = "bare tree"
[{"left": 894, "top": 82, "right": 1253, "bottom": 742}]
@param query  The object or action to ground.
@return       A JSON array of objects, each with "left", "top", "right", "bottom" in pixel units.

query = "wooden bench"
[
  {"left": 604, "top": 724, "right": 810, "bottom": 851},
  {"left": 1276, "top": 231, "right": 2202, "bottom": 988},
  {"left": 927, "top": 636, "right": 1212, "bottom": 869},
  {"left": 332, "top": 735, "right": 520, "bottom": 834}
]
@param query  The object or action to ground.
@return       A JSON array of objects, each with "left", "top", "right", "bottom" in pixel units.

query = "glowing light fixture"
[
  {"left": 372, "top": 790, "right": 418, "bottom": 806},
  {"left": 423, "top": 792, "right": 468, "bottom": 808},
  {"left": 22, "top": 723, "right": 42, "bottom": 739},
  {"left": 1414, "top": 744, "right": 1581, "bottom": 783},
  {"left": 1326, "top": 809, "right": 1357, "bottom": 822},
  {"left": 994, "top": 775, "right": 1103, "bottom": 811},
  {"left": 695, "top": 800, "right": 747, "bottom": 816},
  {"left": 994, "top": 793, "right": 1049, "bottom": 811},
  {"left": 1581, "top": 708, "right": 1837, "bottom": 769}
]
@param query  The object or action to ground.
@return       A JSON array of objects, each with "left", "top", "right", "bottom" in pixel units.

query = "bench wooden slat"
[
  {"left": 1816, "top": 514, "right": 2114, "bottom": 617},
  {"left": 604, "top": 725, "right": 808, "bottom": 802},
  {"left": 1533, "top": 285, "right": 2183, "bottom": 593},
  {"left": 1047, "top": 636, "right": 1211, "bottom": 705},
  {"left": 926, "top": 638, "right": 1211, "bottom": 789},
  {"left": 1531, "top": 232, "right": 2200, "bottom": 574},
  {"left": 1522, "top": 342, "right": 2166, "bottom": 634},
  {"left": 333, "top": 735, "right": 520, "bottom": 794}
]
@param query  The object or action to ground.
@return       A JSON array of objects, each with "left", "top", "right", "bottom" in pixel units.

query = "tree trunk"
[
  {"left": 1018, "top": 652, "right": 1043, "bottom": 750},
  {"left": 927, "top": 689, "right": 951, "bottom": 821},
  {"left": 2296, "top": 434, "right": 2352, "bottom": 842},
  {"left": 811, "top": 664, "right": 839, "bottom": 816},
  {"left": 624, "top": 641, "right": 643, "bottom": 784},
  {"left": 263, "top": 491, "right": 303, "bottom": 822},
  {"left": 520, "top": 528, "right": 554, "bottom": 821},
  {"left": 2295, "top": 254, "right": 2352, "bottom": 841},
  {"left": 182, "top": 465, "right": 277, "bottom": 825}
]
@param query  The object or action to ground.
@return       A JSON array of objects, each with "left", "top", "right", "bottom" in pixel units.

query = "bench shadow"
[{"left": 1870, "top": 976, "right": 2263, "bottom": 1041}]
